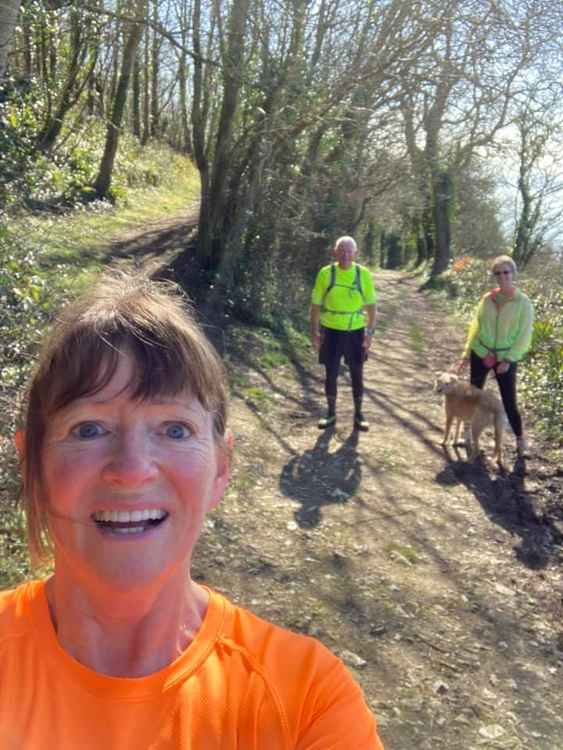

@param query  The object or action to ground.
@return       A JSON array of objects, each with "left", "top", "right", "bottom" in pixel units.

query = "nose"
[{"left": 101, "top": 432, "right": 158, "bottom": 487}]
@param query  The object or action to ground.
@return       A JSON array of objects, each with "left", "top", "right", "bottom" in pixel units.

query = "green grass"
[
  {"left": 228, "top": 371, "right": 251, "bottom": 389},
  {"left": 241, "top": 386, "right": 275, "bottom": 411},
  {"left": 375, "top": 301, "right": 398, "bottom": 335},
  {"left": 385, "top": 542, "right": 420, "bottom": 565},
  {"left": 259, "top": 349, "right": 289, "bottom": 369},
  {"left": 407, "top": 321, "right": 426, "bottom": 355},
  {"left": 15, "top": 149, "right": 200, "bottom": 294}
]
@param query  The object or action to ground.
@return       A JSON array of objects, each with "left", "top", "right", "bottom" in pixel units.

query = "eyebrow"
[{"left": 62, "top": 392, "right": 195, "bottom": 410}]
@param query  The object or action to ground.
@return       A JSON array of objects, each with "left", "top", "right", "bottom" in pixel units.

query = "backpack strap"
[
  {"left": 321, "top": 263, "right": 337, "bottom": 309},
  {"left": 354, "top": 263, "right": 364, "bottom": 302}
]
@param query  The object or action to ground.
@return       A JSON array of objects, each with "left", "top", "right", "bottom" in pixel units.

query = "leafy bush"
[
  {"left": 520, "top": 284, "right": 563, "bottom": 443},
  {"left": 0, "top": 78, "right": 186, "bottom": 211},
  {"left": 0, "top": 223, "right": 58, "bottom": 584},
  {"left": 0, "top": 227, "right": 53, "bottom": 393},
  {"left": 0, "top": 77, "right": 43, "bottom": 207}
]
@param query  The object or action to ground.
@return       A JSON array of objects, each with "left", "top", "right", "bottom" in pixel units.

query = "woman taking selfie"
[
  {"left": 458, "top": 255, "right": 534, "bottom": 456},
  {"left": 0, "top": 271, "right": 382, "bottom": 749}
]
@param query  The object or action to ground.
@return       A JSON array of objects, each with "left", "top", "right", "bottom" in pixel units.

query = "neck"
[{"left": 45, "top": 572, "right": 208, "bottom": 677}]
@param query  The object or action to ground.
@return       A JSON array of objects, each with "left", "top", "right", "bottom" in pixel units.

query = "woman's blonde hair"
[
  {"left": 18, "top": 270, "right": 229, "bottom": 564},
  {"left": 490, "top": 255, "right": 517, "bottom": 274}
]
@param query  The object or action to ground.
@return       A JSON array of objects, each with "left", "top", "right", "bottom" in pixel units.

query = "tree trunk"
[
  {"left": 199, "top": 0, "right": 250, "bottom": 270},
  {"left": 363, "top": 221, "right": 376, "bottom": 265},
  {"left": 48, "top": 24, "right": 57, "bottom": 82},
  {"left": 422, "top": 199, "right": 434, "bottom": 264},
  {"left": 0, "top": 0, "right": 22, "bottom": 79},
  {"left": 149, "top": 0, "right": 159, "bottom": 137},
  {"left": 513, "top": 175, "right": 543, "bottom": 269},
  {"left": 38, "top": 19, "right": 47, "bottom": 81},
  {"left": 177, "top": 52, "right": 192, "bottom": 155},
  {"left": 93, "top": 1, "right": 144, "bottom": 198},
  {"left": 132, "top": 48, "right": 141, "bottom": 137},
  {"left": 22, "top": 9, "right": 32, "bottom": 76},
  {"left": 430, "top": 169, "right": 454, "bottom": 275},
  {"left": 512, "top": 112, "right": 548, "bottom": 270},
  {"left": 412, "top": 216, "right": 426, "bottom": 267},
  {"left": 141, "top": 0, "right": 150, "bottom": 144},
  {"left": 37, "top": 9, "right": 96, "bottom": 153}
]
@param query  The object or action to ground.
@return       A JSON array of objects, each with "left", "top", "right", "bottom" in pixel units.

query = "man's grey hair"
[{"left": 334, "top": 236, "right": 357, "bottom": 251}]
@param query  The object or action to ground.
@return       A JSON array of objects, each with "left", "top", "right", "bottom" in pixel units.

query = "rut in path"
[{"left": 192, "top": 268, "right": 563, "bottom": 750}]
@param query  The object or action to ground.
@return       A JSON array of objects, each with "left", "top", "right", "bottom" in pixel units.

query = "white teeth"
[
  {"left": 112, "top": 526, "right": 145, "bottom": 535},
  {"left": 92, "top": 509, "right": 167, "bottom": 523}
]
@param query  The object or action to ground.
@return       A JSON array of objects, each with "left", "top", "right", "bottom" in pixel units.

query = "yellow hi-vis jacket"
[{"left": 463, "top": 288, "right": 534, "bottom": 363}]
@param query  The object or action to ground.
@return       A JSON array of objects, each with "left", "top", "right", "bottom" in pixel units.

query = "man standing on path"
[{"left": 310, "top": 236, "right": 376, "bottom": 431}]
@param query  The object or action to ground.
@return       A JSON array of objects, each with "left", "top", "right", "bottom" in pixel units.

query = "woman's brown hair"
[{"left": 19, "top": 270, "right": 229, "bottom": 563}]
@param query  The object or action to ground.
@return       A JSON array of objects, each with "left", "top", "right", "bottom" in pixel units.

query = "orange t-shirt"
[{"left": 0, "top": 581, "right": 383, "bottom": 749}]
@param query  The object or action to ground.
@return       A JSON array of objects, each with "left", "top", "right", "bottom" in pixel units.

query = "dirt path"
[{"left": 193, "top": 269, "right": 563, "bottom": 750}]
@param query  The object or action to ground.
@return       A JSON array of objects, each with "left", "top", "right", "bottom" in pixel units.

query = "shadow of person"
[
  {"left": 279, "top": 429, "right": 361, "bottom": 529},
  {"left": 436, "top": 448, "right": 561, "bottom": 570}
]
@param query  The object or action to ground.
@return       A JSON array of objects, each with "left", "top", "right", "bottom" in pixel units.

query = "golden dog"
[{"left": 435, "top": 372, "right": 508, "bottom": 466}]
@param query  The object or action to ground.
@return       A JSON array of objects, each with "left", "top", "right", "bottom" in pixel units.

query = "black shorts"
[{"left": 319, "top": 327, "right": 366, "bottom": 367}]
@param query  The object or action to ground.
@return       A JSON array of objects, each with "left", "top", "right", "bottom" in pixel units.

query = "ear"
[
  {"left": 14, "top": 430, "right": 25, "bottom": 461},
  {"left": 209, "top": 429, "right": 233, "bottom": 510}
]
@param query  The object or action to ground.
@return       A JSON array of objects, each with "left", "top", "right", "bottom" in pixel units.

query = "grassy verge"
[{"left": 19, "top": 150, "right": 199, "bottom": 294}]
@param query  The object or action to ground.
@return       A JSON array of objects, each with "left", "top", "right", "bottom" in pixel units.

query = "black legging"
[
  {"left": 470, "top": 350, "right": 522, "bottom": 437},
  {"left": 321, "top": 328, "right": 364, "bottom": 403},
  {"left": 325, "top": 357, "right": 363, "bottom": 402}
]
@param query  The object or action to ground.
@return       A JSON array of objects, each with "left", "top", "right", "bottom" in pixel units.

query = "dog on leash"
[{"left": 434, "top": 372, "right": 508, "bottom": 466}]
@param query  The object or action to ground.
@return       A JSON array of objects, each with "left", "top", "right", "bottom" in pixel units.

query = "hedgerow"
[
  {"left": 0, "top": 77, "right": 177, "bottom": 210},
  {"left": 0, "top": 223, "right": 56, "bottom": 585}
]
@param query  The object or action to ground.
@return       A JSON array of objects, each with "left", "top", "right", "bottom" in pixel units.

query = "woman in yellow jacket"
[{"left": 458, "top": 255, "right": 534, "bottom": 456}]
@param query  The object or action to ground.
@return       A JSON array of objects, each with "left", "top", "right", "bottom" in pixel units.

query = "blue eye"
[
  {"left": 165, "top": 423, "right": 191, "bottom": 440},
  {"left": 72, "top": 422, "right": 106, "bottom": 439}
]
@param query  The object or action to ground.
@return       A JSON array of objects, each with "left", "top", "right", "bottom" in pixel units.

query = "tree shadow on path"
[
  {"left": 436, "top": 447, "right": 563, "bottom": 569},
  {"left": 279, "top": 429, "right": 361, "bottom": 529}
]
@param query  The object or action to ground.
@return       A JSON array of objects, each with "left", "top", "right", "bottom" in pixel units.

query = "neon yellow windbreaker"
[
  {"left": 311, "top": 263, "right": 376, "bottom": 331},
  {"left": 463, "top": 288, "right": 534, "bottom": 362}
]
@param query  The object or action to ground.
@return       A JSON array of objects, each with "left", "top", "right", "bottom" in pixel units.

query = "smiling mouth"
[{"left": 91, "top": 509, "right": 169, "bottom": 535}]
